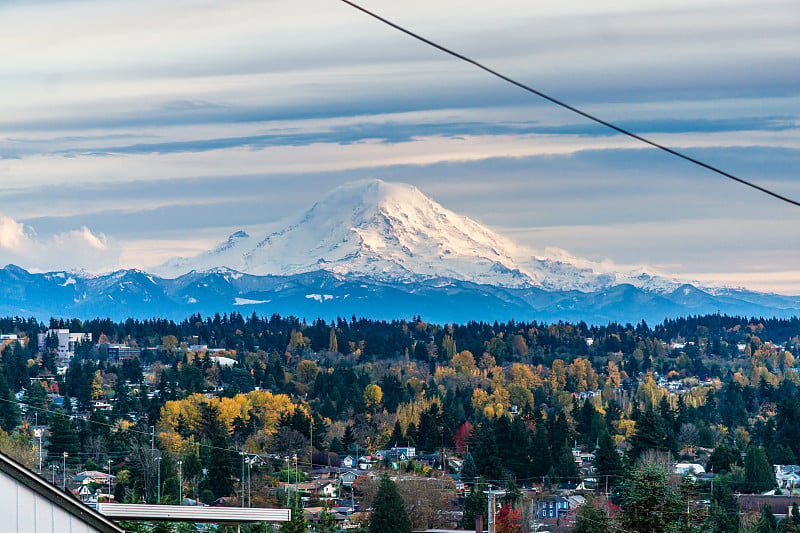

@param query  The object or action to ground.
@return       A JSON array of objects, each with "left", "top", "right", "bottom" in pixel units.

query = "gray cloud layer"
[{"left": 0, "top": 0, "right": 798, "bottom": 292}]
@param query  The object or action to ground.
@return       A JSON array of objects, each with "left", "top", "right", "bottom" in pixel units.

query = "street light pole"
[
  {"left": 177, "top": 460, "right": 183, "bottom": 504},
  {"left": 62, "top": 452, "right": 68, "bottom": 490},
  {"left": 107, "top": 459, "right": 112, "bottom": 502},
  {"left": 241, "top": 452, "right": 245, "bottom": 508},
  {"left": 155, "top": 456, "right": 162, "bottom": 503}
]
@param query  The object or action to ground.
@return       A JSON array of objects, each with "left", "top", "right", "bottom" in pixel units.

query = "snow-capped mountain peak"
[
  {"left": 239, "top": 179, "right": 536, "bottom": 286},
  {"left": 155, "top": 179, "right": 688, "bottom": 293}
]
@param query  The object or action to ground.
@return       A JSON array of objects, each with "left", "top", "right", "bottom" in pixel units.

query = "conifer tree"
[
  {"left": 0, "top": 371, "right": 20, "bottom": 431},
  {"left": 328, "top": 327, "right": 338, "bottom": 353},
  {"left": 756, "top": 504, "right": 777, "bottom": 533},
  {"left": 460, "top": 477, "right": 488, "bottom": 530},
  {"left": 626, "top": 408, "right": 673, "bottom": 463},
  {"left": 745, "top": 446, "right": 775, "bottom": 493},
  {"left": 620, "top": 463, "right": 695, "bottom": 533},
  {"left": 47, "top": 410, "right": 80, "bottom": 459},
  {"left": 280, "top": 493, "right": 308, "bottom": 533},
  {"left": 593, "top": 430, "right": 624, "bottom": 491},
  {"left": 199, "top": 402, "right": 234, "bottom": 498},
  {"left": 342, "top": 424, "right": 355, "bottom": 451},
  {"left": 528, "top": 425, "right": 551, "bottom": 479},
  {"left": 573, "top": 497, "right": 612, "bottom": 533},
  {"left": 369, "top": 475, "right": 411, "bottom": 533},
  {"left": 472, "top": 422, "right": 503, "bottom": 482},
  {"left": 461, "top": 452, "right": 477, "bottom": 485},
  {"left": 317, "top": 502, "right": 336, "bottom": 533}
]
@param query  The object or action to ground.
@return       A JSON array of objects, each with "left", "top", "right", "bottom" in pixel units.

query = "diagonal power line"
[{"left": 338, "top": 0, "right": 800, "bottom": 207}]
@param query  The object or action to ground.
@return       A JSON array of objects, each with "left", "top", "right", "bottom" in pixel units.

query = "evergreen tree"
[
  {"left": 460, "top": 477, "right": 488, "bottom": 530},
  {"left": 199, "top": 402, "right": 235, "bottom": 498},
  {"left": 342, "top": 424, "right": 355, "bottom": 451},
  {"left": 528, "top": 425, "right": 551, "bottom": 479},
  {"left": 0, "top": 371, "right": 20, "bottom": 431},
  {"left": 328, "top": 327, "right": 338, "bottom": 353},
  {"left": 745, "top": 446, "right": 776, "bottom": 494},
  {"left": 593, "top": 430, "right": 624, "bottom": 491},
  {"left": 620, "top": 463, "right": 693, "bottom": 533},
  {"left": 47, "top": 410, "right": 80, "bottom": 460},
  {"left": 461, "top": 451, "right": 477, "bottom": 485},
  {"left": 472, "top": 422, "right": 504, "bottom": 482},
  {"left": 756, "top": 504, "right": 777, "bottom": 533},
  {"left": 369, "top": 475, "right": 411, "bottom": 533},
  {"left": 707, "top": 443, "right": 741, "bottom": 474},
  {"left": 707, "top": 474, "right": 739, "bottom": 533},
  {"left": 573, "top": 497, "right": 612, "bottom": 533},
  {"left": 317, "top": 502, "right": 336, "bottom": 533},
  {"left": 626, "top": 408, "right": 673, "bottom": 463},
  {"left": 280, "top": 493, "right": 308, "bottom": 533},
  {"left": 389, "top": 420, "right": 404, "bottom": 448}
]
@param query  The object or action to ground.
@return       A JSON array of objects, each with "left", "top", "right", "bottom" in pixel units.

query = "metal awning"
[{"left": 98, "top": 503, "right": 290, "bottom": 524}]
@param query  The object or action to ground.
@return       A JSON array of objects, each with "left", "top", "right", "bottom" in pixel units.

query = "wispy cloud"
[{"left": 0, "top": 0, "right": 798, "bottom": 292}]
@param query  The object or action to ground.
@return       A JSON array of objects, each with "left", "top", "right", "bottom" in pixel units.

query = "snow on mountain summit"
[
  {"left": 239, "top": 179, "right": 536, "bottom": 286},
  {"left": 155, "top": 179, "right": 685, "bottom": 292}
]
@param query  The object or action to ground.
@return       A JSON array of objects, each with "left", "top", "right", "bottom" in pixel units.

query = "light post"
[
  {"left": 154, "top": 456, "right": 162, "bottom": 503},
  {"left": 241, "top": 452, "right": 246, "bottom": 508},
  {"left": 107, "top": 459, "right": 112, "bottom": 502},
  {"left": 62, "top": 452, "right": 68, "bottom": 490},
  {"left": 286, "top": 456, "right": 290, "bottom": 503},
  {"left": 50, "top": 464, "right": 58, "bottom": 485},
  {"left": 177, "top": 460, "right": 183, "bottom": 504},
  {"left": 35, "top": 428, "right": 42, "bottom": 474},
  {"left": 247, "top": 457, "right": 252, "bottom": 508}
]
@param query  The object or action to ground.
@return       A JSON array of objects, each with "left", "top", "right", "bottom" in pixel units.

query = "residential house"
[
  {"left": 292, "top": 480, "right": 338, "bottom": 499},
  {"left": 674, "top": 463, "right": 706, "bottom": 481},
  {"left": 535, "top": 495, "right": 586, "bottom": 519},
  {"left": 341, "top": 470, "right": 363, "bottom": 487},
  {"left": 74, "top": 471, "right": 116, "bottom": 494},
  {"left": 76, "top": 485, "right": 99, "bottom": 507},
  {"left": 775, "top": 465, "right": 800, "bottom": 490}
]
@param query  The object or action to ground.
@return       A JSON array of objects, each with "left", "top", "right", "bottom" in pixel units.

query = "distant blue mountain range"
[{"left": 1, "top": 264, "right": 797, "bottom": 324}]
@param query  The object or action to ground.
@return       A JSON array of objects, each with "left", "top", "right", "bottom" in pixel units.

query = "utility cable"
[{"left": 338, "top": 0, "right": 800, "bottom": 207}]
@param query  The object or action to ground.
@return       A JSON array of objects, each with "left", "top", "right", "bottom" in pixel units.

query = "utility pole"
[
  {"left": 62, "top": 452, "right": 68, "bottom": 490},
  {"left": 241, "top": 451, "right": 245, "bottom": 508},
  {"left": 107, "top": 459, "right": 112, "bottom": 502},
  {"left": 155, "top": 456, "right": 162, "bottom": 503},
  {"left": 483, "top": 488, "right": 506, "bottom": 533},
  {"left": 178, "top": 460, "right": 183, "bottom": 504},
  {"left": 35, "top": 428, "right": 42, "bottom": 474}
]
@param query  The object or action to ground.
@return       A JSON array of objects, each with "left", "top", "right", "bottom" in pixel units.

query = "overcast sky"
[{"left": 1, "top": 0, "right": 799, "bottom": 293}]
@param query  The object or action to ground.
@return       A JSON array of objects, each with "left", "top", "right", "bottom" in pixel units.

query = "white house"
[
  {"left": 674, "top": 463, "right": 706, "bottom": 480},
  {"left": 775, "top": 465, "right": 800, "bottom": 490},
  {"left": 0, "top": 450, "right": 124, "bottom": 533}
]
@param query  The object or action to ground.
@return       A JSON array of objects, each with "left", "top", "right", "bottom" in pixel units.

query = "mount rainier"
[
  {"left": 0, "top": 179, "right": 798, "bottom": 323},
  {"left": 158, "top": 179, "right": 679, "bottom": 293}
]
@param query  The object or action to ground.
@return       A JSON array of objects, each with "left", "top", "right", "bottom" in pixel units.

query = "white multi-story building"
[{"left": 37, "top": 329, "right": 92, "bottom": 360}]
